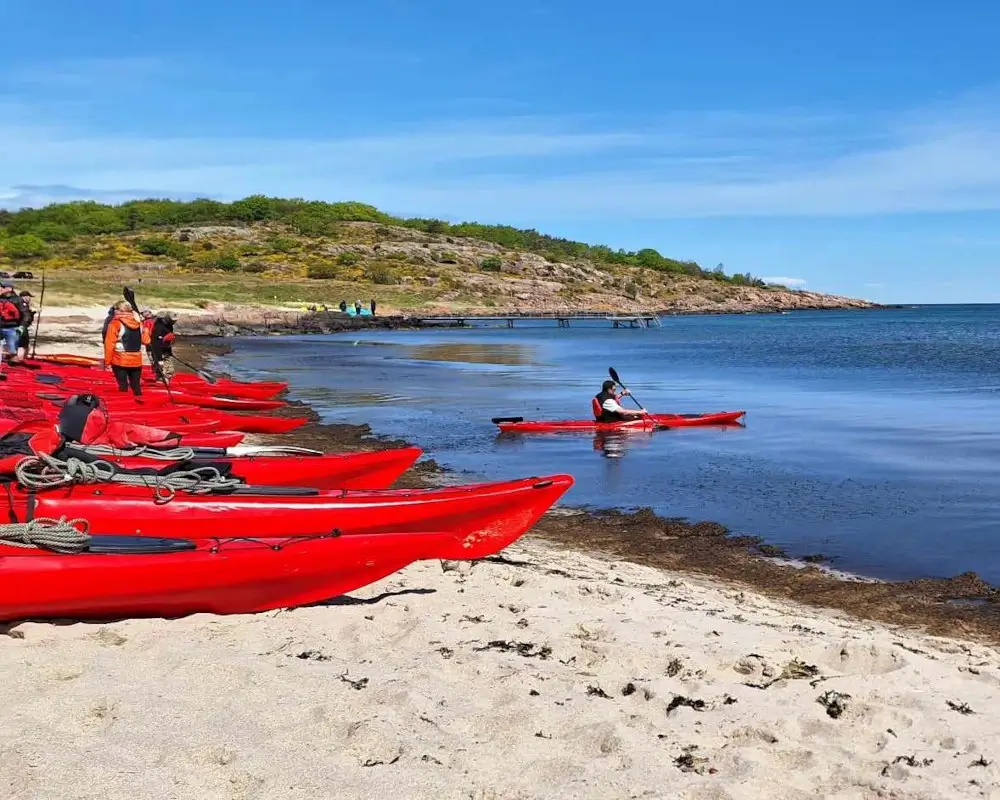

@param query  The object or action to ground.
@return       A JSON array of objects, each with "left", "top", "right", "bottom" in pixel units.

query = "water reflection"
[
  {"left": 402, "top": 343, "right": 537, "bottom": 366},
  {"left": 592, "top": 430, "right": 657, "bottom": 459}
]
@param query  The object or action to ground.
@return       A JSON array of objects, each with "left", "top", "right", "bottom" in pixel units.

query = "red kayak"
[
  {"left": 23, "top": 356, "right": 287, "bottom": 400},
  {"left": 3, "top": 399, "right": 304, "bottom": 435},
  {"left": 493, "top": 411, "right": 746, "bottom": 433},
  {"left": 65, "top": 446, "right": 423, "bottom": 490},
  {"left": 0, "top": 528, "right": 497, "bottom": 620},
  {"left": 9, "top": 475, "right": 573, "bottom": 557}
]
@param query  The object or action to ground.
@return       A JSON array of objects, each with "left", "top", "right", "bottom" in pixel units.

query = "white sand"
[
  {"left": 2, "top": 541, "right": 999, "bottom": 800},
  {"left": 5, "top": 308, "right": 999, "bottom": 798}
]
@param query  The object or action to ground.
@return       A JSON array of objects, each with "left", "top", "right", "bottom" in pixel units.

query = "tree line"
[{"left": 0, "top": 195, "right": 768, "bottom": 287}]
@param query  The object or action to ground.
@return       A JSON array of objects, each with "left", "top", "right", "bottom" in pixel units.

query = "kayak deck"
[{"left": 494, "top": 410, "right": 746, "bottom": 433}]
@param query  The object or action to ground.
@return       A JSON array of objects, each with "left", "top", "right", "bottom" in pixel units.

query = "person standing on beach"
[
  {"left": 149, "top": 314, "right": 177, "bottom": 382},
  {"left": 0, "top": 282, "right": 27, "bottom": 363},
  {"left": 103, "top": 300, "right": 151, "bottom": 395},
  {"left": 370, "top": 298, "right": 377, "bottom": 316},
  {"left": 15, "top": 290, "right": 34, "bottom": 360}
]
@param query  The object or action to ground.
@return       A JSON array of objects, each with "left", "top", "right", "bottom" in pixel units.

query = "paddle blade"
[
  {"left": 123, "top": 286, "right": 139, "bottom": 312},
  {"left": 491, "top": 416, "right": 524, "bottom": 424},
  {"left": 609, "top": 367, "right": 622, "bottom": 385}
]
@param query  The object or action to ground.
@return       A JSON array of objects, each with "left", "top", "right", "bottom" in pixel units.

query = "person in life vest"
[
  {"left": 16, "top": 290, "right": 34, "bottom": 360},
  {"left": 594, "top": 379, "right": 647, "bottom": 422},
  {"left": 0, "top": 281, "right": 27, "bottom": 363},
  {"left": 103, "top": 300, "right": 151, "bottom": 396},
  {"left": 101, "top": 305, "right": 115, "bottom": 340},
  {"left": 149, "top": 314, "right": 177, "bottom": 381}
]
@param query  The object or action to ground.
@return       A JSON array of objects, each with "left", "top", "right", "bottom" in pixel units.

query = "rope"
[
  {"left": 14, "top": 453, "right": 243, "bottom": 503},
  {"left": 77, "top": 444, "right": 197, "bottom": 461},
  {"left": 0, "top": 517, "right": 91, "bottom": 553}
]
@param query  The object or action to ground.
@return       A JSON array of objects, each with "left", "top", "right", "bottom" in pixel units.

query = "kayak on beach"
[
  {"left": 492, "top": 410, "right": 746, "bottom": 433},
  {"left": 22, "top": 356, "right": 287, "bottom": 400},
  {"left": 0, "top": 527, "right": 509, "bottom": 621},
  {"left": 61, "top": 445, "right": 424, "bottom": 490},
  {"left": 5, "top": 474, "right": 574, "bottom": 555}
]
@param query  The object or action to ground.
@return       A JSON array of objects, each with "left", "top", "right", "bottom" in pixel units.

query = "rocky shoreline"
[{"left": 173, "top": 299, "right": 898, "bottom": 338}]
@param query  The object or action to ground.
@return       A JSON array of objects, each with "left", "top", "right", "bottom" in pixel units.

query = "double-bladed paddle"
[{"left": 608, "top": 367, "right": 647, "bottom": 413}]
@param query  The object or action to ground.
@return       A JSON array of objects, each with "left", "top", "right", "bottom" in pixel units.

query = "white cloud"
[
  {"left": 762, "top": 276, "right": 808, "bottom": 287},
  {"left": 1, "top": 79, "right": 1000, "bottom": 219}
]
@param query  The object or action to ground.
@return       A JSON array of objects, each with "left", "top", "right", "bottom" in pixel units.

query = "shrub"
[
  {"left": 2, "top": 234, "right": 48, "bottom": 259},
  {"left": 337, "top": 251, "right": 361, "bottom": 266},
  {"left": 241, "top": 261, "right": 267, "bottom": 274},
  {"left": 268, "top": 236, "right": 298, "bottom": 254},
  {"left": 480, "top": 256, "right": 502, "bottom": 272},
  {"left": 30, "top": 222, "right": 74, "bottom": 242},
  {"left": 191, "top": 250, "right": 240, "bottom": 271},
  {"left": 365, "top": 264, "right": 399, "bottom": 285},
  {"left": 136, "top": 237, "right": 187, "bottom": 258},
  {"left": 435, "top": 251, "right": 459, "bottom": 264},
  {"left": 213, "top": 253, "right": 241, "bottom": 271},
  {"left": 307, "top": 264, "right": 338, "bottom": 279}
]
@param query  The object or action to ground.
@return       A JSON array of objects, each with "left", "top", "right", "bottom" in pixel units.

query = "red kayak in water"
[
  {"left": 7, "top": 475, "right": 573, "bottom": 556},
  {"left": 493, "top": 411, "right": 746, "bottom": 433},
  {"left": 0, "top": 527, "right": 507, "bottom": 620}
]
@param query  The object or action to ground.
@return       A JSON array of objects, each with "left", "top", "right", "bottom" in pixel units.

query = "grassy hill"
[{"left": 0, "top": 197, "right": 875, "bottom": 314}]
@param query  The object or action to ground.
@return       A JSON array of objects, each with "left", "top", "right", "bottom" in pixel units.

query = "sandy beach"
[
  {"left": 4, "top": 541, "right": 1000, "bottom": 799},
  {"left": 3, "top": 307, "right": 1000, "bottom": 799}
]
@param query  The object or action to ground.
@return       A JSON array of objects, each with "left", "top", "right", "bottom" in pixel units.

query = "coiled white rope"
[{"left": 0, "top": 517, "right": 91, "bottom": 553}]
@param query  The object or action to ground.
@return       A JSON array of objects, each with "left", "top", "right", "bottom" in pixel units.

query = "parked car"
[
  {"left": 11, "top": 271, "right": 34, "bottom": 279},
  {"left": 0, "top": 272, "right": 10, "bottom": 279}
]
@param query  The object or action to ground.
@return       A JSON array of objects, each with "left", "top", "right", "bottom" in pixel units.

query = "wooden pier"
[{"left": 412, "top": 311, "right": 662, "bottom": 329}]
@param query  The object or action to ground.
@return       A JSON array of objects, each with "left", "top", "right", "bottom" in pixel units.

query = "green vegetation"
[
  {"left": 480, "top": 256, "right": 503, "bottom": 272},
  {"left": 0, "top": 194, "right": 770, "bottom": 285}
]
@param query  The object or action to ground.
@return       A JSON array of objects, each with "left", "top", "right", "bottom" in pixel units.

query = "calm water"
[{"left": 217, "top": 305, "right": 1000, "bottom": 583}]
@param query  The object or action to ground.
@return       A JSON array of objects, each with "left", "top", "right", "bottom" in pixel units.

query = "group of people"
[
  {"left": 339, "top": 299, "right": 376, "bottom": 316},
  {"left": 0, "top": 281, "right": 36, "bottom": 364},
  {"left": 101, "top": 302, "right": 176, "bottom": 396}
]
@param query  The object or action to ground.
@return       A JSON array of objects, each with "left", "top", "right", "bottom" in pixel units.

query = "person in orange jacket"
[{"left": 103, "top": 300, "right": 151, "bottom": 396}]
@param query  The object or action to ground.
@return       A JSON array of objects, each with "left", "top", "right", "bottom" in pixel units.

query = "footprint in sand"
[{"left": 815, "top": 641, "right": 907, "bottom": 675}]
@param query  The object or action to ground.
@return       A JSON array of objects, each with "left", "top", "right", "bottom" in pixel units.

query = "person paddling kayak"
[{"left": 594, "top": 379, "right": 647, "bottom": 422}]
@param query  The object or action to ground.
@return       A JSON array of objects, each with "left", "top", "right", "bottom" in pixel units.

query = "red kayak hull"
[
  {"left": 496, "top": 411, "right": 746, "bottom": 433},
  {"left": 0, "top": 530, "right": 467, "bottom": 620},
  {"left": 94, "top": 447, "right": 423, "bottom": 490},
  {"left": 23, "top": 356, "right": 288, "bottom": 400},
  {"left": 13, "top": 474, "right": 573, "bottom": 559}
]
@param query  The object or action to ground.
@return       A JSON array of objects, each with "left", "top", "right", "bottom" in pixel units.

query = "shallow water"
[{"left": 219, "top": 305, "right": 1000, "bottom": 584}]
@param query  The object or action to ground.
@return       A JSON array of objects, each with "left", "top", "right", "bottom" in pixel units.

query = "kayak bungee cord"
[
  {"left": 0, "top": 516, "right": 90, "bottom": 553},
  {"left": 77, "top": 444, "right": 198, "bottom": 461},
  {"left": 14, "top": 454, "right": 243, "bottom": 502}
]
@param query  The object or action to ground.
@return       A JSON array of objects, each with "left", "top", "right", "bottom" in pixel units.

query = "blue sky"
[{"left": 2, "top": 0, "right": 999, "bottom": 303}]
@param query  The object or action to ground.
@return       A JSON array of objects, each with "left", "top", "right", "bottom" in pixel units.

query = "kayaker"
[
  {"left": 0, "top": 282, "right": 27, "bottom": 363},
  {"left": 594, "top": 379, "right": 646, "bottom": 422},
  {"left": 103, "top": 300, "right": 151, "bottom": 396},
  {"left": 15, "top": 290, "right": 34, "bottom": 360}
]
